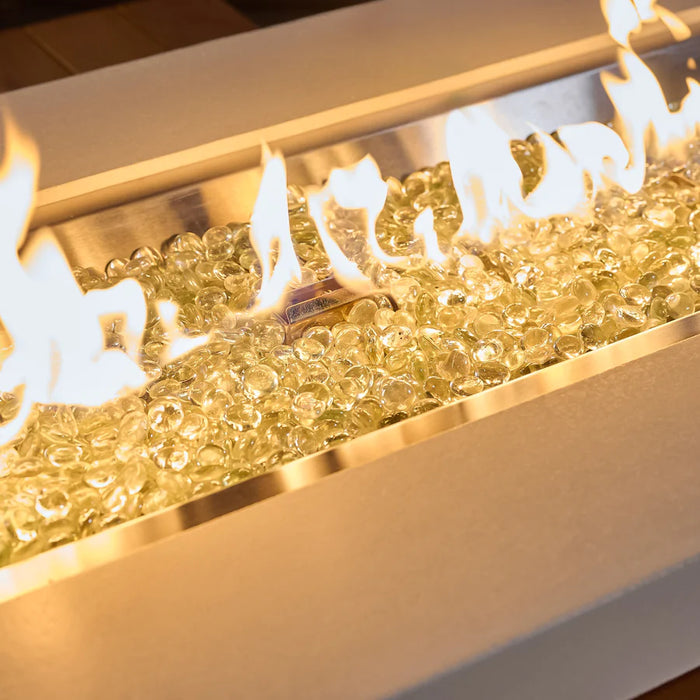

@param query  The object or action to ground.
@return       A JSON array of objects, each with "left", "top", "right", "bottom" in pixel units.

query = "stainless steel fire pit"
[{"left": 1, "top": 2, "right": 700, "bottom": 698}]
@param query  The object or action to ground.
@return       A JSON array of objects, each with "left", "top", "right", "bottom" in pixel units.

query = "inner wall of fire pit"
[{"left": 37, "top": 39, "right": 700, "bottom": 270}]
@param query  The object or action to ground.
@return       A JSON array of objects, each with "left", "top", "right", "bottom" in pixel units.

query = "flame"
[
  {"left": 443, "top": 0, "right": 699, "bottom": 242},
  {"left": 305, "top": 155, "right": 410, "bottom": 293},
  {"left": 249, "top": 144, "right": 301, "bottom": 311},
  {"left": 0, "top": 121, "right": 147, "bottom": 442},
  {"left": 238, "top": 0, "right": 699, "bottom": 305},
  {"left": 320, "top": 156, "right": 405, "bottom": 266},
  {"left": 306, "top": 186, "right": 373, "bottom": 294},
  {"left": 414, "top": 207, "right": 447, "bottom": 264},
  {"left": 156, "top": 301, "right": 208, "bottom": 362},
  {"left": 0, "top": 119, "right": 205, "bottom": 444},
  {"left": 602, "top": 0, "right": 690, "bottom": 48}
]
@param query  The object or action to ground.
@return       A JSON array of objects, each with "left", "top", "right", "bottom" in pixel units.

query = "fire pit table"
[{"left": 1, "top": 1, "right": 700, "bottom": 697}]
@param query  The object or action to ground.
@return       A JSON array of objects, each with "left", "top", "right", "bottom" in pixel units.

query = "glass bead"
[
  {"left": 292, "top": 337, "right": 326, "bottom": 362},
  {"left": 225, "top": 405, "right": 261, "bottom": 432},
  {"left": 473, "top": 339, "right": 504, "bottom": 363},
  {"left": 84, "top": 463, "right": 117, "bottom": 489},
  {"left": 197, "top": 444, "right": 226, "bottom": 468},
  {"left": 581, "top": 301, "right": 606, "bottom": 326},
  {"left": 554, "top": 334, "right": 584, "bottom": 359},
  {"left": 380, "top": 325, "right": 413, "bottom": 350},
  {"left": 35, "top": 488, "right": 71, "bottom": 520},
  {"left": 436, "top": 350, "right": 471, "bottom": 380},
  {"left": 254, "top": 320, "right": 286, "bottom": 352},
  {"left": 436, "top": 307, "right": 464, "bottom": 331},
  {"left": 242, "top": 365, "right": 279, "bottom": 399},
  {"left": 521, "top": 327, "right": 552, "bottom": 364},
  {"left": 450, "top": 376, "right": 485, "bottom": 397},
  {"left": 620, "top": 283, "right": 651, "bottom": 306},
  {"left": 200, "top": 388, "right": 233, "bottom": 415},
  {"left": 347, "top": 299, "right": 379, "bottom": 326},
  {"left": 615, "top": 304, "right": 647, "bottom": 328},
  {"left": 345, "top": 365, "right": 372, "bottom": 392},
  {"left": 44, "top": 442, "right": 83, "bottom": 467},
  {"left": 475, "top": 362, "right": 510, "bottom": 387},
  {"left": 305, "top": 361, "right": 330, "bottom": 384},
  {"left": 303, "top": 326, "right": 334, "bottom": 349},
  {"left": 292, "top": 383, "right": 332, "bottom": 423},
  {"left": 644, "top": 204, "right": 675, "bottom": 228},
  {"left": 118, "top": 410, "right": 147, "bottom": 446},
  {"left": 120, "top": 458, "right": 151, "bottom": 494},
  {"left": 332, "top": 378, "right": 365, "bottom": 410},
  {"left": 376, "top": 377, "right": 416, "bottom": 412},
  {"left": 666, "top": 292, "right": 695, "bottom": 318},
  {"left": 424, "top": 376, "right": 451, "bottom": 402},
  {"left": 412, "top": 398, "right": 442, "bottom": 416},
  {"left": 503, "top": 303, "right": 529, "bottom": 327},
  {"left": 148, "top": 398, "right": 185, "bottom": 434},
  {"left": 103, "top": 485, "right": 129, "bottom": 514},
  {"left": 473, "top": 313, "right": 501, "bottom": 338},
  {"left": 415, "top": 293, "right": 437, "bottom": 324},
  {"left": 7, "top": 507, "right": 40, "bottom": 543},
  {"left": 195, "top": 286, "right": 228, "bottom": 311},
  {"left": 153, "top": 443, "right": 190, "bottom": 471},
  {"left": 580, "top": 324, "right": 607, "bottom": 350},
  {"left": 374, "top": 307, "right": 395, "bottom": 329},
  {"left": 202, "top": 226, "right": 235, "bottom": 261}
]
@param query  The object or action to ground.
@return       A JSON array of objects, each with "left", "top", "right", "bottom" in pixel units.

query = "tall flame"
[
  {"left": 319, "top": 155, "right": 405, "bottom": 267},
  {"left": 414, "top": 207, "right": 446, "bottom": 264},
  {"left": 0, "top": 119, "right": 209, "bottom": 444},
  {"left": 249, "top": 144, "right": 302, "bottom": 311},
  {"left": 0, "top": 120, "right": 148, "bottom": 443}
]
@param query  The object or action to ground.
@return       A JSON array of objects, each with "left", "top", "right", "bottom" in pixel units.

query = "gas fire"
[{"left": 0, "top": 0, "right": 698, "bottom": 564}]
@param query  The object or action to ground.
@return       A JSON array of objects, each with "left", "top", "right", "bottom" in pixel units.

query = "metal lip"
[{"left": 1, "top": 311, "right": 699, "bottom": 603}]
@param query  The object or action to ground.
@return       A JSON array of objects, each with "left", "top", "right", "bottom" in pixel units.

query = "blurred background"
[{"left": 0, "top": 0, "right": 371, "bottom": 92}]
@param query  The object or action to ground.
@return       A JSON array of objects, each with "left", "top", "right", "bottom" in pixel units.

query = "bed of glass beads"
[{"left": 0, "top": 137, "right": 699, "bottom": 566}]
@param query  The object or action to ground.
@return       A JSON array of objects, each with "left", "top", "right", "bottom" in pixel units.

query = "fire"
[
  {"left": 313, "top": 155, "right": 405, "bottom": 267},
  {"left": 244, "top": 0, "right": 700, "bottom": 297},
  {"left": 155, "top": 301, "right": 209, "bottom": 363},
  {"left": 0, "top": 121, "right": 148, "bottom": 443},
  {"left": 414, "top": 207, "right": 446, "bottom": 264},
  {"left": 0, "top": 0, "right": 697, "bottom": 446},
  {"left": 0, "top": 120, "right": 206, "bottom": 444},
  {"left": 445, "top": 0, "right": 699, "bottom": 240},
  {"left": 602, "top": 0, "right": 691, "bottom": 47},
  {"left": 249, "top": 144, "right": 302, "bottom": 311}
]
